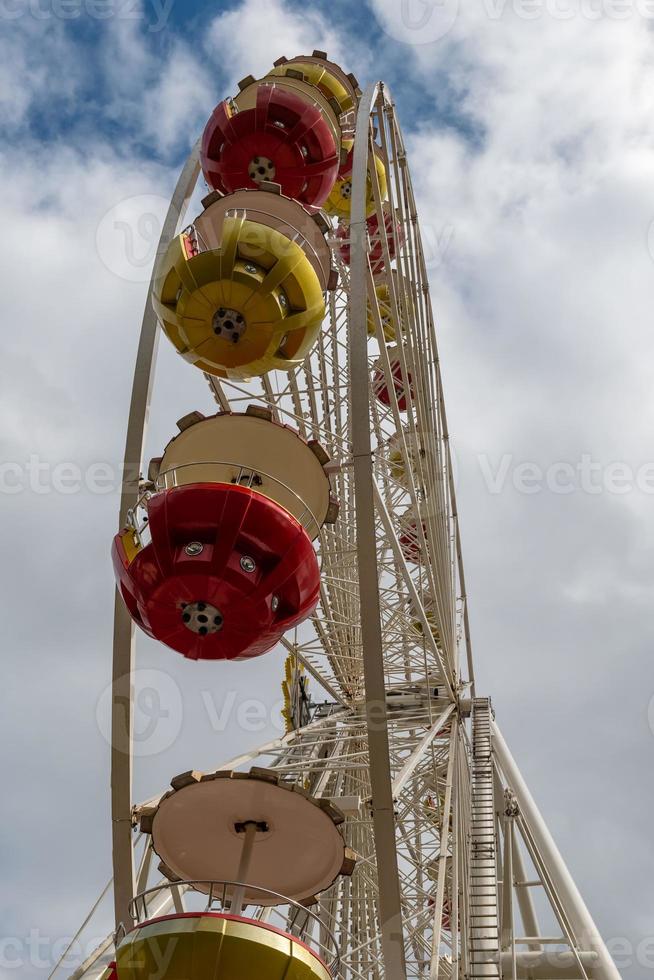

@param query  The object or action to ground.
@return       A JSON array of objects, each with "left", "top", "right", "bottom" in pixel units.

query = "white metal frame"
[{"left": 60, "top": 75, "right": 621, "bottom": 980}]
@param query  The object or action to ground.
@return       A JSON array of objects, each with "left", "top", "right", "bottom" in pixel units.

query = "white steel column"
[{"left": 349, "top": 81, "right": 407, "bottom": 980}]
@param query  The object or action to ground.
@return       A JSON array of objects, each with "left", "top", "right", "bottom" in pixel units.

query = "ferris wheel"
[{"left": 63, "top": 51, "right": 620, "bottom": 980}]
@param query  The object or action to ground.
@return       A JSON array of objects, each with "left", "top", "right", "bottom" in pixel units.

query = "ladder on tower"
[{"left": 469, "top": 698, "right": 501, "bottom": 979}]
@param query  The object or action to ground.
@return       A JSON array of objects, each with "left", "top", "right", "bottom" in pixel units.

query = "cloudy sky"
[{"left": 1, "top": 0, "right": 653, "bottom": 976}]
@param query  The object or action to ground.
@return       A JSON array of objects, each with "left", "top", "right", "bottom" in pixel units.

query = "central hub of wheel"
[
  {"left": 181, "top": 601, "right": 223, "bottom": 636},
  {"left": 248, "top": 155, "right": 276, "bottom": 183},
  {"left": 212, "top": 307, "right": 246, "bottom": 344},
  {"left": 340, "top": 179, "right": 352, "bottom": 199}
]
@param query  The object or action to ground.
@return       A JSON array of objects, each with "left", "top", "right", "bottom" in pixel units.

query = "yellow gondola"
[
  {"left": 269, "top": 50, "right": 359, "bottom": 116},
  {"left": 152, "top": 193, "right": 328, "bottom": 380},
  {"left": 115, "top": 914, "right": 331, "bottom": 980},
  {"left": 366, "top": 272, "right": 412, "bottom": 341},
  {"left": 386, "top": 427, "right": 433, "bottom": 491},
  {"left": 410, "top": 598, "right": 441, "bottom": 644},
  {"left": 323, "top": 140, "right": 387, "bottom": 220}
]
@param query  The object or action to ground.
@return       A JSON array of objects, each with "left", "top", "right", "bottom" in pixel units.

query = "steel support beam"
[
  {"left": 349, "top": 82, "right": 407, "bottom": 980},
  {"left": 429, "top": 724, "right": 457, "bottom": 979},
  {"left": 497, "top": 951, "right": 599, "bottom": 979}
]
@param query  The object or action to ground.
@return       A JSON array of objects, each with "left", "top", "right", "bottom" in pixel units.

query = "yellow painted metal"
[
  {"left": 323, "top": 140, "right": 387, "bottom": 220},
  {"left": 410, "top": 607, "right": 441, "bottom": 644},
  {"left": 388, "top": 442, "right": 406, "bottom": 482},
  {"left": 152, "top": 215, "right": 325, "bottom": 380},
  {"left": 115, "top": 914, "right": 331, "bottom": 980},
  {"left": 118, "top": 528, "right": 141, "bottom": 566},
  {"left": 268, "top": 61, "right": 355, "bottom": 114},
  {"left": 281, "top": 654, "right": 309, "bottom": 733},
  {"left": 366, "top": 269, "right": 415, "bottom": 344},
  {"left": 367, "top": 283, "right": 398, "bottom": 341},
  {"left": 386, "top": 428, "right": 432, "bottom": 493}
]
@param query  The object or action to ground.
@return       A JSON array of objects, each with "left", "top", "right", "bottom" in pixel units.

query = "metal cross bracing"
[
  {"left": 123, "top": 698, "right": 460, "bottom": 980},
  {"left": 60, "top": 76, "right": 622, "bottom": 980}
]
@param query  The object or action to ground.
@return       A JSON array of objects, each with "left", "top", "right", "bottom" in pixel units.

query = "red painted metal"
[
  {"left": 112, "top": 483, "right": 320, "bottom": 661},
  {"left": 372, "top": 355, "right": 413, "bottom": 412},
  {"left": 399, "top": 518, "right": 427, "bottom": 564},
  {"left": 201, "top": 84, "right": 339, "bottom": 209},
  {"left": 426, "top": 895, "right": 452, "bottom": 931},
  {"left": 337, "top": 208, "right": 404, "bottom": 276}
]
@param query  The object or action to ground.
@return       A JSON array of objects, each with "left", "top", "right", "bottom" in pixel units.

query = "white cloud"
[
  {"left": 141, "top": 42, "right": 214, "bottom": 152},
  {"left": 204, "top": 0, "right": 371, "bottom": 91},
  {"left": 0, "top": 15, "right": 82, "bottom": 127},
  {"left": 98, "top": 6, "right": 214, "bottom": 153}
]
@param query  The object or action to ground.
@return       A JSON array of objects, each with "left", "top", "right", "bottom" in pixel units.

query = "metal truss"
[{"left": 60, "top": 79, "right": 620, "bottom": 980}]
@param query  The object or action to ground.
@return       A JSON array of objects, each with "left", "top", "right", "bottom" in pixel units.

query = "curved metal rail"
[
  {"left": 126, "top": 878, "right": 340, "bottom": 975},
  {"left": 110, "top": 142, "right": 201, "bottom": 930}
]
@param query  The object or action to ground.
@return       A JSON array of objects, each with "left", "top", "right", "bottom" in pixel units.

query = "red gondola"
[
  {"left": 399, "top": 515, "right": 428, "bottom": 564},
  {"left": 112, "top": 483, "right": 320, "bottom": 662},
  {"left": 201, "top": 84, "right": 339, "bottom": 210},
  {"left": 372, "top": 350, "right": 413, "bottom": 412}
]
